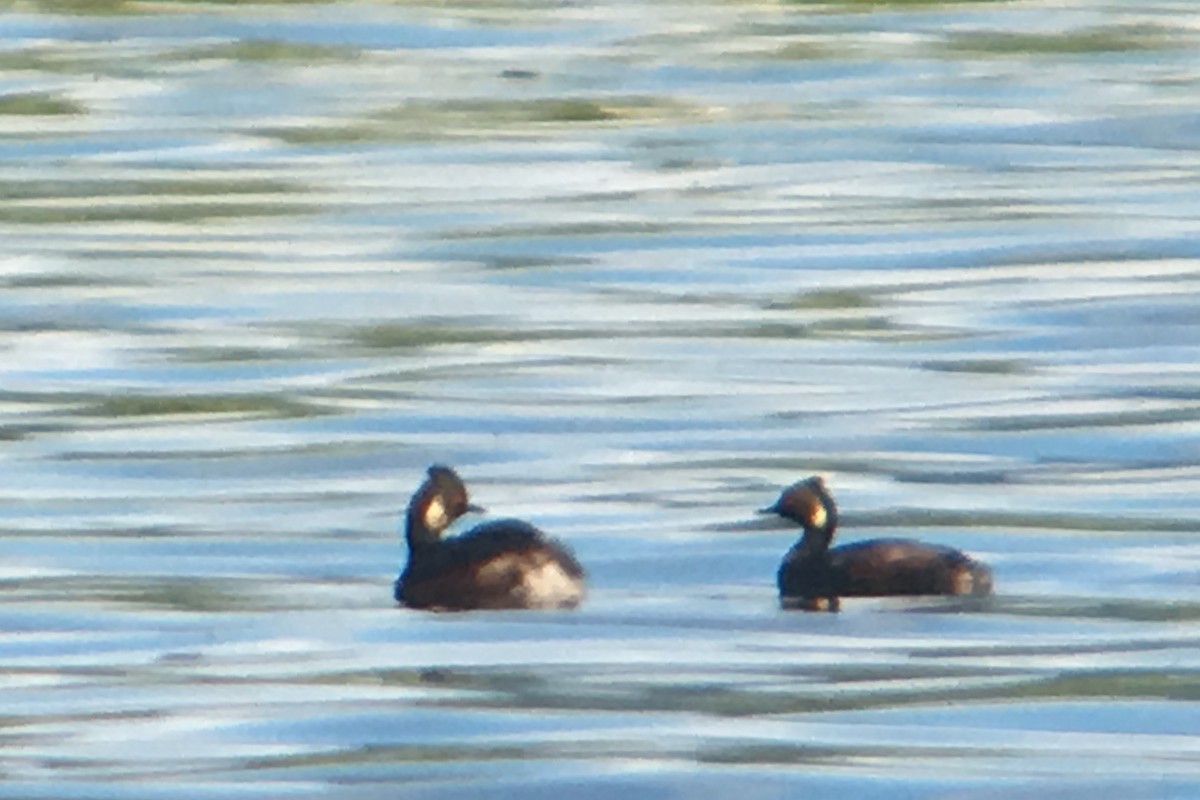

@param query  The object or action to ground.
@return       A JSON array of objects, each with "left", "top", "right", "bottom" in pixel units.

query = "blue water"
[{"left": 1, "top": 0, "right": 1200, "bottom": 796}]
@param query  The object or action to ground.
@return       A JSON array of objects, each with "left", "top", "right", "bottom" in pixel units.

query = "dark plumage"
[
  {"left": 395, "top": 465, "right": 585, "bottom": 611},
  {"left": 762, "top": 476, "right": 992, "bottom": 611}
]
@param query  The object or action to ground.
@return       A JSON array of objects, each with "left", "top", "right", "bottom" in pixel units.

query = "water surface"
[{"left": 2, "top": 0, "right": 1200, "bottom": 797}]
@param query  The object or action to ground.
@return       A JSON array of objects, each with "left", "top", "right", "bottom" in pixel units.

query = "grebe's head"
[
  {"left": 406, "top": 464, "right": 484, "bottom": 545},
  {"left": 759, "top": 475, "right": 838, "bottom": 542}
]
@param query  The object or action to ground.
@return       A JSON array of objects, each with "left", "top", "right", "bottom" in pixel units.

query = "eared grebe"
[
  {"left": 762, "top": 476, "right": 992, "bottom": 611},
  {"left": 394, "top": 465, "right": 585, "bottom": 611}
]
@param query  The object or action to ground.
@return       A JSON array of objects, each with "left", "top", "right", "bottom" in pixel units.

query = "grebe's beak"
[{"left": 466, "top": 503, "right": 486, "bottom": 514}]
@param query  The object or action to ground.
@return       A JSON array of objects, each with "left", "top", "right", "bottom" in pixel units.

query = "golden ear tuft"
[
  {"left": 808, "top": 500, "right": 828, "bottom": 531},
  {"left": 423, "top": 496, "right": 449, "bottom": 531}
]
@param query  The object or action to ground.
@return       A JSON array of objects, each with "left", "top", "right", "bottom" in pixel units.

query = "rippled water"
[{"left": 3, "top": 0, "right": 1200, "bottom": 796}]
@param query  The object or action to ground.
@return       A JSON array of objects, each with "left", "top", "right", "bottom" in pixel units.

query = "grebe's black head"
[
  {"left": 759, "top": 475, "right": 838, "bottom": 547},
  {"left": 405, "top": 464, "right": 485, "bottom": 548}
]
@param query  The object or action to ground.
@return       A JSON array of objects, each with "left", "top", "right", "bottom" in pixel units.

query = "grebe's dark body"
[
  {"left": 764, "top": 476, "right": 992, "bottom": 611},
  {"left": 395, "top": 465, "right": 585, "bottom": 611}
]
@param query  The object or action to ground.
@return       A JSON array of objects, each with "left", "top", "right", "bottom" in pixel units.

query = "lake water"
[{"left": 2, "top": 0, "right": 1200, "bottom": 797}]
